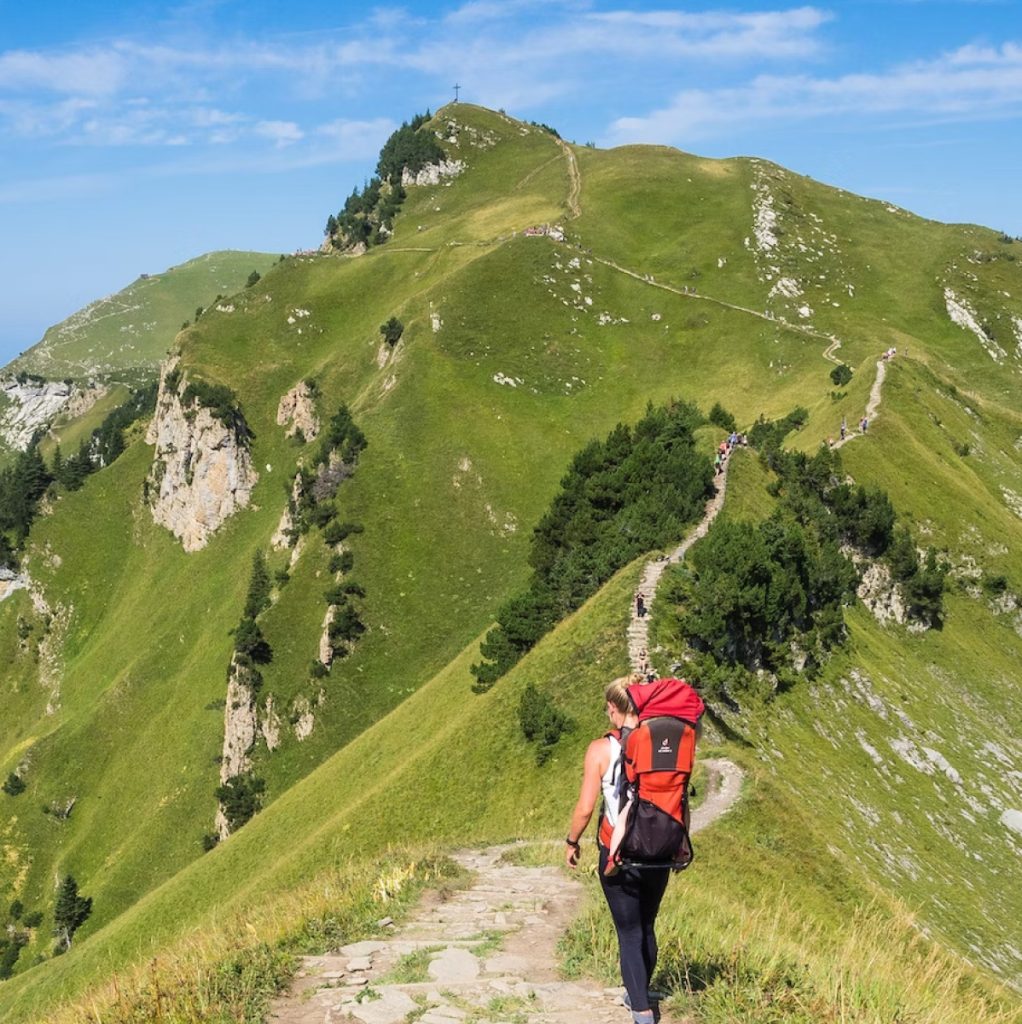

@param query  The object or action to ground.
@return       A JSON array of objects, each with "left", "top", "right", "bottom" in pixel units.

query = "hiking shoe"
[
  {"left": 623, "top": 993, "right": 662, "bottom": 1010},
  {"left": 630, "top": 1011, "right": 655, "bottom": 1024}
]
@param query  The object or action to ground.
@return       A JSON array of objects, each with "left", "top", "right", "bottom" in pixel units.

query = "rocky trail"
[
  {"left": 268, "top": 438, "right": 745, "bottom": 1024},
  {"left": 832, "top": 358, "right": 887, "bottom": 450},
  {"left": 269, "top": 755, "right": 742, "bottom": 1024},
  {"left": 628, "top": 458, "right": 731, "bottom": 676},
  {"left": 268, "top": 145, "right": 748, "bottom": 1016}
]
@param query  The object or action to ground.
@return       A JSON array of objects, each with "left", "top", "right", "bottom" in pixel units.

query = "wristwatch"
[{"left": 565, "top": 836, "right": 580, "bottom": 850}]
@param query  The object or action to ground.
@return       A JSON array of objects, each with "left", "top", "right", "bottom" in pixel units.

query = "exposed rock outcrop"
[
  {"left": 271, "top": 473, "right": 304, "bottom": 550},
  {"left": 215, "top": 657, "right": 260, "bottom": 841},
  {"left": 293, "top": 695, "right": 316, "bottom": 741},
  {"left": 0, "top": 376, "right": 109, "bottom": 451},
  {"left": 220, "top": 660, "right": 258, "bottom": 783},
  {"left": 857, "top": 561, "right": 907, "bottom": 625},
  {"left": 0, "top": 566, "right": 29, "bottom": 603},
  {"left": 401, "top": 159, "right": 465, "bottom": 187},
  {"left": 63, "top": 382, "right": 108, "bottom": 421},
  {"left": 145, "top": 358, "right": 257, "bottom": 552},
  {"left": 0, "top": 377, "right": 71, "bottom": 450},
  {"left": 276, "top": 381, "right": 320, "bottom": 440},
  {"left": 318, "top": 605, "right": 334, "bottom": 667},
  {"left": 261, "top": 694, "right": 281, "bottom": 752}
]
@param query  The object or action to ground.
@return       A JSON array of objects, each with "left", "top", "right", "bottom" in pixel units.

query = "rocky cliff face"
[
  {"left": 401, "top": 158, "right": 465, "bottom": 187},
  {"left": 276, "top": 381, "right": 320, "bottom": 440},
  {"left": 145, "top": 359, "right": 257, "bottom": 552},
  {"left": 215, "top": 657, "right": 260, "bottom": 840},
  {"left": 0, "top": 377, "right": 71, "bottom": 450},
  {"left": 0, "top": 376, "right": 109, "bottom": 451}
]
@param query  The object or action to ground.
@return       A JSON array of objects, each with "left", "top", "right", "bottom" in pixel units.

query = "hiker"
[
  {"left": 840, "top": 417, "right": 846, "bottom": 441},
  {"left": 564, "top": 676, "right": 666, "bottom": 1024},
  {"left": 565, "top": 676, "right": 703, "bottom": 1024},
  {"left": 636, "top": 594, "right": 646, "bottom": 618}
]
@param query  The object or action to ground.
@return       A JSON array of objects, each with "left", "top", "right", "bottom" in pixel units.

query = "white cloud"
[
  {"left": 316, "top": 117, "right": 395, "bottom": 159},
  {"left": 606, "top": 40, "right": 1022, "bottom": 144},
  {"left": 255, "top": 119, "right": 304, "bottom": 146},
  {"left": 0, "top": 48, "right": 126, "bottom": 95}
]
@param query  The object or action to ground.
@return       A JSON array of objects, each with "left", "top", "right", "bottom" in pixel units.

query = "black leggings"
[{"left": 598, "top": 846, "right": 671, "bottom": 1011}]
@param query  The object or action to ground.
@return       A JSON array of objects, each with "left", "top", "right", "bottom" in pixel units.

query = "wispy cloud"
[
  {"left": 605, "top": 39, "right": 1022, "bottom": 144},
  {"left": 255, "top": 119, "right": 304, "bottom": 147},
  {"left": 0, "top": 47, "right": 127, "bottom": 95},
  {"left": 0, "top": 5, "right": 833, "bottom": 150}
]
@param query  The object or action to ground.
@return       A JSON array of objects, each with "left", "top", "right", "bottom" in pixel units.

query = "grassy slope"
[
  {"left": 3, "top": 520, "right": 1016, "bottom": 1023},
  {"left": 653, "top": 364, "right": 1022, "bottom": 986},
  {"left": 1, "top": 104, "right": 1021, "bottom": 1015},
  {"left": 8, "top": 250, "right": 278, "bottom": 382}
]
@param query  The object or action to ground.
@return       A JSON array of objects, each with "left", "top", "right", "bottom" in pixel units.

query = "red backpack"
[{"left": 605, "top": 677, "right": 704, "bottom": 873}]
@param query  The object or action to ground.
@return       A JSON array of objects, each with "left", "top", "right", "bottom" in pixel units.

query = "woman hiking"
[{"left": 564, "top": 675, "right": 672, "bottom": 1024}]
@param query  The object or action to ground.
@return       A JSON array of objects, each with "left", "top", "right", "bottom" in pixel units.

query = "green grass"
[
  {"left": 2, "top": 104, "right": 1022, "bottom": 1020},
  {"left": 9, "top": 250, "right": 278, "bottom": 381}
]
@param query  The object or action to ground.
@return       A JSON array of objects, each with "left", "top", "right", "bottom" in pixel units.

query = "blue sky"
[{"left": 2, "top": 1, "right": 1021, "bottom": 365}]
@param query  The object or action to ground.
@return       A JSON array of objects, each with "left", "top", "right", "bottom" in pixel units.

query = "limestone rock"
[
  {"left": 220, "top": 659, "right": 258, "bottom": 783},
  {"left": 857, "top": 561, "right": 906, "bottom": 625},
  {"left": 293, "top": 695, "right": 315, "bottom": 741},
  {"left": 318, "top": 605, "right": 334, "bottom": 667},
  {"left": 277, "top": 381, "right": 320, "bottom": 440},
  {"left": 272, "top": 473, "right": 304, "bottom": 550},
  {"left": 401, "top": 159, "right": 465, "bottom": 188},
  {"left": 0, "top": 376, "right": 72, "bottom": 450},
  {"left": 427, "top": 947, "right": 480, "bottom": 983},
  {"left": 0, "top": 566, "right": 29, "bottom": 603},
  {"left": 261, "top": 693, "right": 282, "bottom": 752},
  {"left": 145, "top": 358, "right": 257, "bottom": 552},
  {"left": 64, "top": 381, "right": 108, "bottom": 421}
]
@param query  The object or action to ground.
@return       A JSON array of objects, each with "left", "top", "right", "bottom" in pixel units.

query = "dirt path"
[
  {"left": 833, "top": 358, "right": 887, "bottom": 450},
  {"left": 557, "top": 140, "right": 582, "bottom": 219},
  {"left": 822, "top": 338, "right": 843, "bottom": 365},
  {"left": 268, "top": 429, "right": 744, "bottom": 1024},
  {"left": 628, "top": 458, "right": 732, "bottom": 676},
  {"left": 594, "top": 256, "right": 844, "bottom": 353},
  {"left": 268, "top": 759, "right": 742, "bottom": 1024}
]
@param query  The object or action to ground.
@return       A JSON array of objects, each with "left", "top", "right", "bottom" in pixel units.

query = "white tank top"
[{"left": 601, "top": 734, "right": 623, "bottom": 828}]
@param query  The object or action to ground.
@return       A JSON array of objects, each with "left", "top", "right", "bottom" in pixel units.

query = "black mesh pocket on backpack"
[{"left": 620, "top": 798, "right": 691, "bottom": 866}]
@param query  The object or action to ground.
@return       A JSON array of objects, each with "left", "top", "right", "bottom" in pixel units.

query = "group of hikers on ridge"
[
  {"left": 565, "top": 673, "right": 704, "bottom": 1024},
  {"left": 714, "top": 430, "right": 745, "bottom": 476}
]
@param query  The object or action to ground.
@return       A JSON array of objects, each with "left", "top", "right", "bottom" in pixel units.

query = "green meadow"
[{"left": 1, "top": 104, "right": 1020, "bottom": 1021}]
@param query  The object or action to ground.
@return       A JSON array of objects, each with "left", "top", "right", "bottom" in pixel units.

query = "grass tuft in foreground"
[{"left": 43, "top": 851, "right": 466, "bottom": 1024}]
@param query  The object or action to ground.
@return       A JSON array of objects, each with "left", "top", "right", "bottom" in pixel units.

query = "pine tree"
[
  {"left": 243, "top": 549, "right": 272, "bottom": 620},
  {"left": 53, "top": 875, "right": 92, "bottom": 951}
]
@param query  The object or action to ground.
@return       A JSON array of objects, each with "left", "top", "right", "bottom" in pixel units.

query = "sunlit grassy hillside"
[
  {"left": 1, "top": 104, "right": 1021, "bottom": 1020},
  {"left": 8, "top": 250, "right": 278, "bottom": 382}
]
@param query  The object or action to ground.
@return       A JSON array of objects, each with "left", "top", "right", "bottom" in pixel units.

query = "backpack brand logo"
[{"left": 659, "top": 738, "right": 672, "bottom": 751}]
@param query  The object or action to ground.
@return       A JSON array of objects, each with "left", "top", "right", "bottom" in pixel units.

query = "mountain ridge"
[{"left": 0, "top": 103, "right": 1020, "bottom": 1021}]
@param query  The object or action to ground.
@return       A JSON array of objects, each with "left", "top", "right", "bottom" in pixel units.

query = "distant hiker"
[
  {"left": 862, "top": 416, "right": 869, "bottom": 433},
  {"left": 565, "top": 676, "right": 704, "bottom": 1024},
  {"left": 840, "top": 418, "right": 846, "bottom": 441},
  {"left": 636, "top": 594, "right": 646, "bottom": 618},
  {"left": 714, "top": 452, "right": 722, "bottom": 475}
]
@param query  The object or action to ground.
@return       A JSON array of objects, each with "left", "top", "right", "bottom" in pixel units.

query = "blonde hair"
[{"left": 605, "top": 674, "right": 643, "bottom": 712}]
